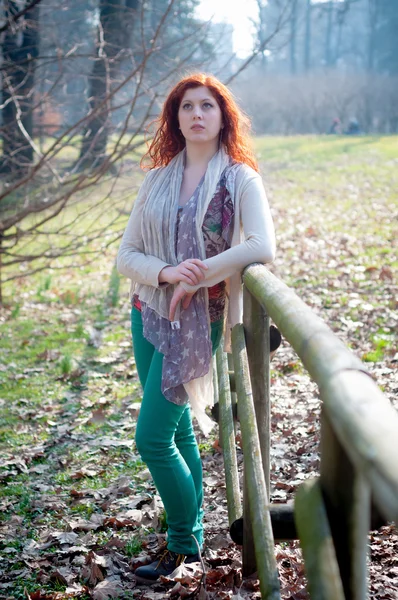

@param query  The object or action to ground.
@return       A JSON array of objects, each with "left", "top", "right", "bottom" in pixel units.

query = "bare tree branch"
[
  {"left": 0, "top": 0, "right": 43, "bottom": 33},
  {"left": 225, "top": 0, "right": 293, "bottom": 85},
  {"left": 0, "top": 0, "right": 306, "bottom": 298}
]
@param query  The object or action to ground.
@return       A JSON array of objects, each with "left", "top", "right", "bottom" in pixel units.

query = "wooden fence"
[{"left": 214, "top": 263, "right": 398, "bottom": 600}]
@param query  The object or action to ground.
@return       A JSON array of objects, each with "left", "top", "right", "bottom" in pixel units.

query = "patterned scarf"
[{"left": 135, "top": 146, "right": 234, "bottom": 433}]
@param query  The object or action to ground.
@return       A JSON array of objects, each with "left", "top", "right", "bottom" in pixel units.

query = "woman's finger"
[
  {"left": 182, "top": 265, "right": 204, "bottom": 285},
  {"left": 185, "top": 264, "right": 205, "bottom": 281},
  {"left": 180, "top": 269, "right": 198, "bottom": 285},
  {"left": 179, "top": 259, "right": 207, "bottom": 274},
  {"left": 169, "top": 286, "right": 186, "bottom": 321},
  {"left": 175, "top": 260, "right": 208, "bottom": 285},
  {"left": 188, "top": 259, "right": 208, "bottom": 270},
  {"left": 183, "top": 263, "right": 206, "bottom": 284},
  {"left": 169, "top": 295, "right": 178, "bottom": 321},
  {"left": 182, "top": 293, "right": 194, "bottom": 310}
]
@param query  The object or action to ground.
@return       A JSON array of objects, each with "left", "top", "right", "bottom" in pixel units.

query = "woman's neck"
[{"left": 185, "top": 141, "right": 219, "bottom": 169}]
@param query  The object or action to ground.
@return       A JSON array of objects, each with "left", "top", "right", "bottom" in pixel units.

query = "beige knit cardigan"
[
  {"left": 117, "top": 163, "right": 276, "bottom": 430},
  {"left": 117, "top": 163, "right": 275, "bottom": 328}
]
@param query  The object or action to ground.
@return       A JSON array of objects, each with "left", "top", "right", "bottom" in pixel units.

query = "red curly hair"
[{"left": 141, "top": 73, "right": 258, "bottom": 172}]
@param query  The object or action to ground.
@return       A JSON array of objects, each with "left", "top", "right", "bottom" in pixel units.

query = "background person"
[{"left": 328, "top": 117, "right": 342, "bottom": 134}]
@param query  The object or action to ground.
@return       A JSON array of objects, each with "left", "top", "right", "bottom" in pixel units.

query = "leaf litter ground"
[{"left": 0, "top": 136, "right": 397, "bottom": 599}]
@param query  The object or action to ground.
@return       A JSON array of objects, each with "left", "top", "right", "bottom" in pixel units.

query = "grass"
[
  {"left": 108, "top": 264, "right": 121, "bottom": 308},
  {"left": 125, "top": 535, "right": 143, "bottom": 557},
  {"left": 363, "top": 336, "right": 393, "bottom": 363},
  {"left": 257, "top": 138, "right": 397, "bottom": 297},
  {"left": 255, "top": 134, "right": 398, "bottom": 165}
]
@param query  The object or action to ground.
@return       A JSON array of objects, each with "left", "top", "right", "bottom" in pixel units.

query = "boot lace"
[{"left": 155, "top": 549, "right": 185, "bottom": 570}]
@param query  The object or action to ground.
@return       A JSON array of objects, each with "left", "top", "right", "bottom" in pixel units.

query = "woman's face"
[{"left": 177, "top": 86, "right": 223, "bottom": 146}]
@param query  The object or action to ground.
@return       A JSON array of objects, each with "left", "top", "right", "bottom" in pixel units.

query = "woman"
[{"left": 117, "top": 73, "right": 276, "bottom": 583}]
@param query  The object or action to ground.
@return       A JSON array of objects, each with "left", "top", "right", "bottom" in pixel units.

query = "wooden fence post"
[
  {"left": 243, "top": 286, "right": 271, "bottom": 489},
  {"left": 216, "top": 345, "right": 241, "bottom": 525},
  {"left": 320, "top": 408, "right": 370, "bottom": 600},
  {"left": 238, "top": 264, "right": 398, "bottom": 598},
  {"left": 242, "top": 287, "right": 271, "bottom": 576},
  {"left": 294, "top": 478, "right": 345, "bottom": 599},
  {"left": 232, "top": 324, "right": 280, "bottom": 599},
  {"left": 228, "top": 353, "right": 237, "bottom": 431}
]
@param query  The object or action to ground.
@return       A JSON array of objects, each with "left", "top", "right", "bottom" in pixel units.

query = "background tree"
[
  {"left": 304, "top": 0, "right": 311, "bottom": 71},
  {"left": 372, "top": 0, "right": 398, "bottom": 75},
  {"left": 2, "top": 0, "right": 396, "bottom": 301},
  {"left": 234, "top": 0, "right": 398, "bottom": 135},
  {"left": 76, "top": 0, "right": 139, "bottom": 171},
  {"left": 0, "top": 0, "right": 41, "bottom": 175},
  {"left": 0, "top": 0, "right": 290, "bottom": 301}
]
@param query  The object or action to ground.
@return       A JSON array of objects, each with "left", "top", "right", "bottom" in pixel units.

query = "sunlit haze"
[{"left": 195, "top": 0, "right": 258, "bottom": 58}]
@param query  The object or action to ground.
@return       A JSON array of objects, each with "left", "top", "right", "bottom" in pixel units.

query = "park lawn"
[
  {"left": 259, "top": 136, "right": 397, "bottom": 366},
  {"left": 0, "top": 135, "right": 397, "bottom": 599}
]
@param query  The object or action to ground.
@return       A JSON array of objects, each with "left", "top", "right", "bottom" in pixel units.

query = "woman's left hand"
[{"left": 169, "top": 284, "right": 195, "bottom": 321}]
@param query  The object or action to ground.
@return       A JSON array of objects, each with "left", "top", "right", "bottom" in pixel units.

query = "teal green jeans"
[{"left": 131, "top": 307, "right": 223, "bottom": 555}]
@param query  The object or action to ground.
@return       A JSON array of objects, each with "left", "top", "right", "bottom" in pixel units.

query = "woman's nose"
[{"left": 193, "top": 106, "right": 202, "bottom": 119}]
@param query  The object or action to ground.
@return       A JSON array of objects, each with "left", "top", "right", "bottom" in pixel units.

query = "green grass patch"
[
  {"left": 125, "top": 535, "right": 143, "bottom": 557},
  {"left": 363, "top": 337, "right": 393, "bottom": 363}
]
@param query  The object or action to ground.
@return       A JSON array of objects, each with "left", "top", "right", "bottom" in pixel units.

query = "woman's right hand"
[{"left": 158, "top": 259, "right": 208, "bottom": 286}]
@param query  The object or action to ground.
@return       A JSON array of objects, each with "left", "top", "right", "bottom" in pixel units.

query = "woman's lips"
[{"left": 191, "top": 125, "right": 205, "bottom": 130}]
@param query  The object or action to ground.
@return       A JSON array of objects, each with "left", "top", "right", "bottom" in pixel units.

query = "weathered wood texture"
[
  {"left": 321, "top": 409, "right": 370, "bottom": 600},
  {"left": 295, "top": 478, "right": 345, "bottom": 600},
  {"left": 242, "top": 286, "right": 271, "bottom": 579},
  {"left": 320, "top": 370, "right": 398, "bottom": 524},
  {"left": 216, "top": 345, "right": 241, "bottom": 525},
  {"left": 243, "top": 265, "right": 398, "bottom": 523},
  {"left": 243, "top": 287, "right": 271, "bottom": 492},
  {"left": 231, "top": 324, "right": 281, "bottom": 599},
  {"left": 243, "top": 474, "right": 257, "bottom": 577}
]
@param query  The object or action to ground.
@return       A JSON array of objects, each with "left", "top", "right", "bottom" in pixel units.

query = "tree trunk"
[
  {"left": 76, "top": 0, "right": 139, "bottom": 172},
  {"left": 258, "top": 1, "right": 268, "bottom": 70},
  {"left": 367, "top": 0, "right": 378, "bottom": 71},
  {"left": 374, "top": 0, "right": 398, "bottom": 75},
  {"left": 304, "top": 0, "right": 311, "bottom": 72},
  {"left": 324, "top": 1, "right": 333, "bottom": 67},
  {"left": 0, "top": 1, "right": 40, "bottom": 176},
  {"left": 290, "top": 0, "right": 298, "bottom": 75}
]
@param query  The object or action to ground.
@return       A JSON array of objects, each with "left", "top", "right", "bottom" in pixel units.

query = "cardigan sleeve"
[
  {"left": 116, "top": 173, "right": 171, "bottom": 288},
  {"left": 180, "top": 169, "right": 276, "bottom": 294}
]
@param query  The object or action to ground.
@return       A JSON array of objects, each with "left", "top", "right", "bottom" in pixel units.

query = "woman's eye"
[
  {"left": 203, "top": 102, "right": 212, "bottom": 108},
  {"left": 182, "top": 103, "right": 191, "bottom": 110}
]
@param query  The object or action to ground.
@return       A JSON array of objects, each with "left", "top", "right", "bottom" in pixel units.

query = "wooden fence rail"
[{"left": 214, "top": 263, "right": 398, "bottom": 600}]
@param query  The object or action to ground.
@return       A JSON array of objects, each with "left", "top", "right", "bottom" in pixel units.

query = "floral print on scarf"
[
  {"left": 133, "top": 167, "right": 236, "bottom": 406},
  {"left": 134, "top": 172, "right": 234, "bottom": 323}
]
